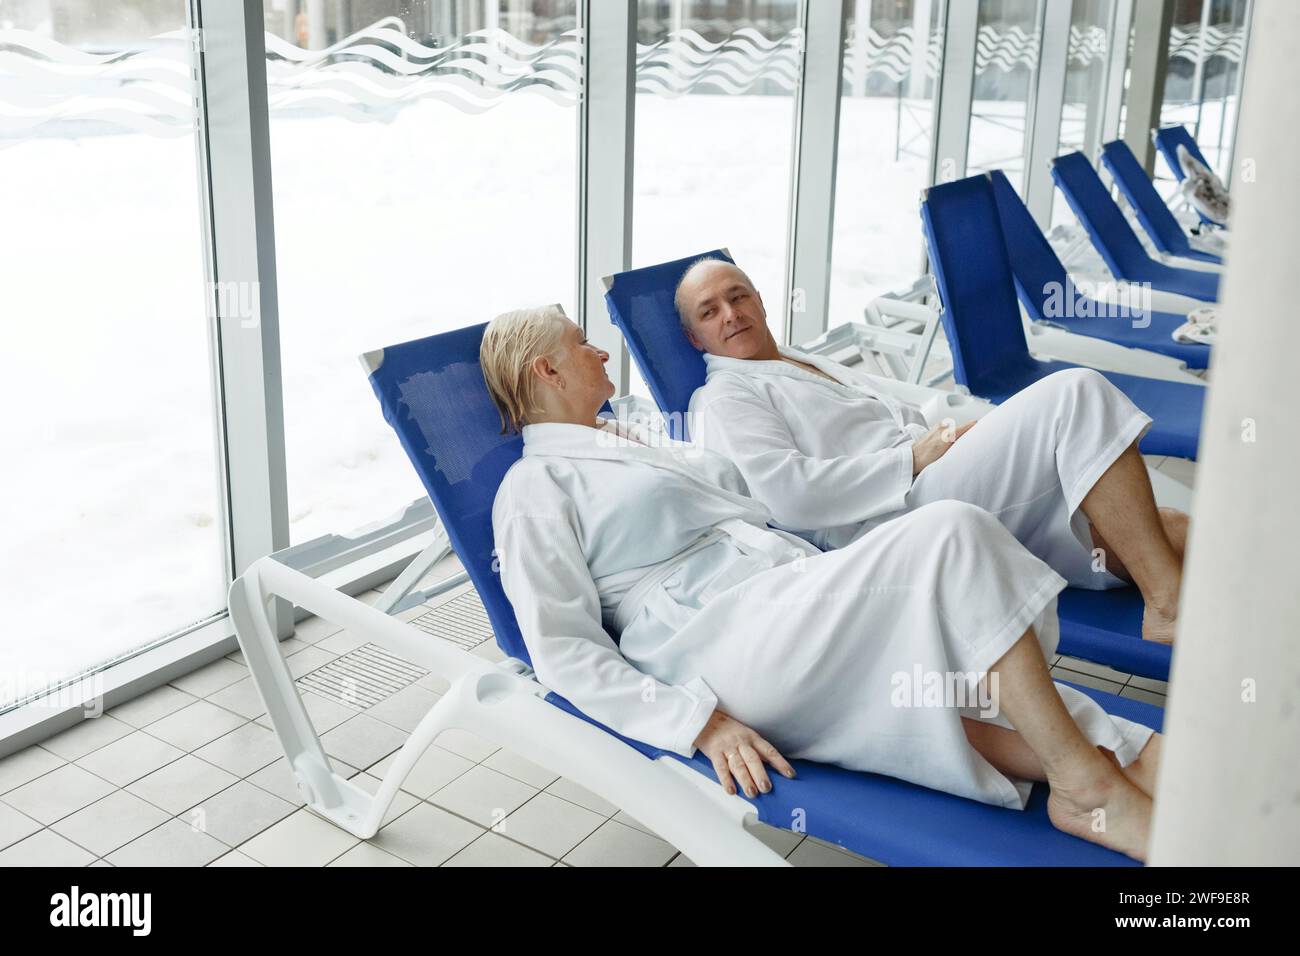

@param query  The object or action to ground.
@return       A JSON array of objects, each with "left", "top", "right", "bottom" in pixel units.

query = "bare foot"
[
  {"left": 1047, "top": 768, "right": 1153, "bottom": 862},
  {"left": 1142, "top": 602, "right": 1177, "bottom": 643}
]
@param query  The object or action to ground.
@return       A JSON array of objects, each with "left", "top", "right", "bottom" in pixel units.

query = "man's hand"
[
  {"left": 693, "top": 708, "right": 795, "bottom": 798},
  {"left": 912, "top": 419, "right": 976, "bottom": 476}
]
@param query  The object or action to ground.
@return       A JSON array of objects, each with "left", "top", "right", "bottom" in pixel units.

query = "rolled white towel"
[
  {"left": 1177, "top": 144, "right": 1231, "bottom": 225},
  {"left": 1172, "top": 305, "right": 1218, "bottom": 345}
]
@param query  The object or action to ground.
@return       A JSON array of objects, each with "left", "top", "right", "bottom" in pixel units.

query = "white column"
[
  {"left": 930, "top": 0, "right": 979, "bottom": 184},
  {"left": 1123, "top": 0, "right": 1175, "bottom": 173},
  {"left": 578, "top": 0, "right": 635, "bottom": 393},
  {"left": 1149, "top": 0, "right": 1300, "bottom": 866},
  {"left": 785, "top": 0, "right": 847, "bottom": 344},
  {"left": 1024, "top": 0, "right": 1073, "bottom": 226}
]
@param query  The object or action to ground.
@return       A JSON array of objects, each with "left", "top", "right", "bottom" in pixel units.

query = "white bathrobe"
[
  {"left": 688, "top": 348, "right": 1151, "bottom": 589},
  {"left": 492, "top": 419, "right": 1153, "bottom": 810}
]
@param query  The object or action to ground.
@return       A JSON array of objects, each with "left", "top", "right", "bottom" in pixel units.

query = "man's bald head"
[
  {"left": 673, "top": 258, "right": 757, "bottom": 329},
  {"left": 673, "top": 256, "right": 779, "bottom": 361}
]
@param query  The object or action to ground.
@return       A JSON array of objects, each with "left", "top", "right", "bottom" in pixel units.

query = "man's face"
[{"left": 678, "top": 262, "right": 777, "bottom": 360}]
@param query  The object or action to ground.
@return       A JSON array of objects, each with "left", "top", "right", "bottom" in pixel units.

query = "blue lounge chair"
[
  {"left": 922, "top": 174, "right": 1206, "bottom": 461},
  {"left": 1100, "top": 140, "right": 1223, "bottom": 265},
  {"left": 989, "top": 168, "right": 1210, "bottom": 370},
  {"left": 1152, "top": 125, "right": 1227, "bottom": 230},
  {"left": 605, "top": 250, "right": 1173, "bottom": 683},
  {"left": 1051, "top": 151, "right": 1221, "bottom": 302}
]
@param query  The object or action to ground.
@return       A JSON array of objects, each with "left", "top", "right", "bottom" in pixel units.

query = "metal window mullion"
[
  {"left": 1024, "top": 0, "right": 1073, "bottom": 227},
  {"left": 785, "top": 0, "right": 846, "bottom": 345},
  {"left": 1099, "top": 0, "right": 1134, "bottom": 146},
  {"left": 930, "top": 0, "right": 978, "bottom": 185},
  {"left": 192, "top": 0, "right": 290, "bottom": 634},
  {"left": 1223, "top": 0, "right": 1254, "bottom": 188},
  {"left": 578, "top": 0, "right": 634, "bottom": 394}
]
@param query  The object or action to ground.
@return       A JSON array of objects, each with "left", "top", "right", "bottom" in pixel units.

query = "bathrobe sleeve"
[
  {"left": 693, "top": 385, "right": 916, "bottom": 530},
  {"left": 494, "top": 490, "right": 718, "bottom": 758}
]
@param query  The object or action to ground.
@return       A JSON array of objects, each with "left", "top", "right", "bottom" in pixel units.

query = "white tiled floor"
[{"left": 1, "top": 444, "right": 1183, "bottom": 870}]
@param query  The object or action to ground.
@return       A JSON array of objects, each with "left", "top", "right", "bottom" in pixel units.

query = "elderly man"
[{"left": 677, "top": 258, "right": 1188, "bottom": 643}]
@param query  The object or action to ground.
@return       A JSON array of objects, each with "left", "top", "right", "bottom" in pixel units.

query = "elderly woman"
[{"left": 483, "top": 305, "right": 1161, "bottom": 861}]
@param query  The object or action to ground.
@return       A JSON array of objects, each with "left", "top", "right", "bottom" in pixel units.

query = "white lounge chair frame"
[{"left": 228, "top": 556, "right": 788, "bottom": 866}]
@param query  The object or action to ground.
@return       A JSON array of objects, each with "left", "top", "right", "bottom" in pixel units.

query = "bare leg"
[
  {"left": 982, "top": 629, "right": 1153, "bottom": 860},
  {"left": 1079, "top": 442, "right": 1183, "bottom": 643},
  {"left": 964, "top": 719, "right": 1163, "bottom": 798},
  {"left": 1090, "top": 508, "right": 1189, "bottom": 583}
]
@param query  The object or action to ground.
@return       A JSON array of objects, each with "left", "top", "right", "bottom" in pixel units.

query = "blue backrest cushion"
[
  {"left": 1100, "top": 139, "right": 1185, "bottom": 255},
  {"left": 1051, "top": 150, "right": 1151, "bottom": 271},
  {"left": 989, "top": 168, "right": 1072, "bottom": 321}
]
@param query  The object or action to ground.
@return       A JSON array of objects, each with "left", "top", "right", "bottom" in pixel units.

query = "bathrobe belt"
[{"left": 612, "top": 519, "right": 801, "bottom": 635}]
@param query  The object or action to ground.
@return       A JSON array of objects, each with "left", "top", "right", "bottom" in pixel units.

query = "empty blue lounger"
[
  {"left": 1050, "top": 151, "right": 1220, "bottom": 302},
  {"left": 605, "top": 251, "right": 1172, "bottom": 683},
  {"left": 367, "top": 321, "right": 1163, "bottom": 865},
  {"left": 1100, "top": 140, "right": 1222, "bottom": 265},
  {"left": 989, "top": 169, "right": 1210, "bottom": 370},
  {"left": 922, "top": 173, "right": 1206, "bottom": 461}
]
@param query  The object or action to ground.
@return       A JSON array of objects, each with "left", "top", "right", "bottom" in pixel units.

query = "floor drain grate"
[
  {"left": 297, "top": 643, "right": 428, "bottom": 711},
  {"left": 408, "top": 591, "right": 495, "bottom": 651}
]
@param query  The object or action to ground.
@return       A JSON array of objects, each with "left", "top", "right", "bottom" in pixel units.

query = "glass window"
[
  {"left": 0, "top": 4, "right": 223, "bottom": 710},
  {"left": 830, "top": 0, "right": 944, "bottom": 318},
  {"left": 1051, "top": 0, "right": 1113, "bottom": 227},
  {"left": 1158, "top": 0, "right": 1250, "bottom": 185},
  {"left": 631, "top": 0, "right": 802, "bottom": 353},
  {"left": 966, "top": 0, "right": 1044, "bottom": 194},
  {"left": 263, "top": 1, "right": 581, "bottom": 544}
]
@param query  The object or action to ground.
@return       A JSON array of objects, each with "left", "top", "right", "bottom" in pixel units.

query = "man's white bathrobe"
[
  {"left": 492, "top": 419, "right": 1153, "bottom": 810},
  {"left": 688, "top": 348, "right": 1152, "bottom": 589}
]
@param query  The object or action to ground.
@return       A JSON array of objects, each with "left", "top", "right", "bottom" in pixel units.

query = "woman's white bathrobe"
[
  {"left": 492, "top": 419, "right": 1153, "bottom": 811},
  {"left": 687, "top": 348, "right": 1152, "bottom": 589}
]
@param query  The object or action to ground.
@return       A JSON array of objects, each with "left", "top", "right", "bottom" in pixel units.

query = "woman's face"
[{"left": 549, "top": 319, "right": 615, "bottom": 411}]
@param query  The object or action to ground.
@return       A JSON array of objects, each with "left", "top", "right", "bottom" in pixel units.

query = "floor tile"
[
  {"left": 238, "top": 808, "right": 359, "bottom": 867},
  {"left": 366, "top": 745, "right": 474, "bottom": 799},
  {"left": 292, "top": 613, "right": 345, "bottom": 645},
  {"left": 0, "top": 828, "right": 96, "bottom": 867},
  {"left": 283, "top": 645, "right": 337, "bottom": 680},
  {"left": 38, "top": 715, "right": 134, "bottom": 762},
  {"left": 444, "top": 831, "right": 552, "bottom": 867},
  {"left": 106, "top": 684, "right": 197, "bottom": 728},
  {"left": 187, "top": 779, "right": 296, "bottom": 846},
  {"left": 481, "top": 749, "right": 560, "bottom": 790},
  {"left": 500, "top": 791, "right": 605, "bottom": 858},
  {"left": 50, "top": 790, "right": 170, "bottom": 857},
  {"left": 544, "top": 777, "right": 618, "bottom": 817},
  {"left": 75, "top": 731, "right": 185, "bottom": 788},
  {"left": 428, "top": 764, "right": 537, "bottom": 829},
  {"left": 562, "top": 819, "right": 676, "bottom": 867},
  {"left": 1127, "top": 674, "right": 1169, "bottom": 694},
  {"left": 206, "top": 677, "right": 267, "bottom": 720},
  {"left": 253, "top": 691, "right": 356, "bottom": 735},
  {"left": 245, "top": 755, "right": 358, "bottom": 806},
  {"left": 788, "top": 839, "right": 878, "bottom": 867},
  {"left": 319, "top": 714, "right": 407, "bottom": 770},
  {"left": 194, "top": 722, "right": 284, "bottom": 778},
  {"left": 2, "top": 763, "right": 115, "bottom": 825},
  {"left": 226, "top": 636, "right": 309, "bottom": 668},
  {"left": 348, "top": 773, "right": 420, "bottom": 828},
  {"left": 169, "top": 658, "right": 248, "bottom": 698},
  {"left": 1055, "top": 655, "right": 1133, "bottom": 684},
  {"left": 208, "top": 850, "right": 263, "bottom": 867},
  {"left": 126, "top": 754, "right": 238, "bottom": 816},
  {"left": 327, "top": 843, "right": 413, "bottom": 867},
  {"left": 143, "top": 700, "right": 246, "bottom": 752},
  {"left": 106, "top": 817, "right": 227, "bottom": 867},
  {"left": 1120, "top": 685, "right": 1168, "bottom": 707},
  {"left": 364, "top": 684, "right": 441, "bottom": 734},
  {"left": 0, "top": 746, "right": 65, "bottom": 795},
  {"left": 0, "top": 800, "right": 43, "bottom": 850},
  {"left": 314, "top": 629, "right": 369, "bottom": 656},
  {"left": 1051, "top": 668, "right": 1125, "bottom": 695},
  {"left": 367, "top": 801, "right": 482, "bottom": 866}
]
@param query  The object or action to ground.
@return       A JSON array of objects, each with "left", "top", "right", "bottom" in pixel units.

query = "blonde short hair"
[{"left": 480, "top": 304, "right": 570, "bottom": 434}]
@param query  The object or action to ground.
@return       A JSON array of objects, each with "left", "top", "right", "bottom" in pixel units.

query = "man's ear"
[{"left": 683, "top": 325, "right": 705, "bottom": 352}]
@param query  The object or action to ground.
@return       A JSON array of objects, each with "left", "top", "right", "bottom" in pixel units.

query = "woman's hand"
[
  {"left": 912, "top": 419, "right": 976, "bottom": 476},
  {"left": 693, "top": 708, "right": 796, "bottom": 798}
]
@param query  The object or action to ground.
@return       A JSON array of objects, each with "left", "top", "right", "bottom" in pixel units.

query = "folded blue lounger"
[
  {"left": 922, "top": 174, "right": 1206, "bottom": 461},
  {"left": 989, "top": 168, "right": 1210, "bottom": 370},
  {"left": 367, "top": 320, "right": 1163, "bottom": 865},
  {"left": 604, "top": 249, "right": 1172, "bottom": 683},
  {"left": 1050, "top": 151, "right": 1220, "bottom": 302},
  {"left": 1100, "top": 139, "right": 1223, "bottom": 265}
]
